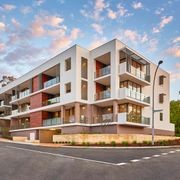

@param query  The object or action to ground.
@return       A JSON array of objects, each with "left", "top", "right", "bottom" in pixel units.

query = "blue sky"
[{"left": 0, "top": 0, "right": 179, "bottom": 100}]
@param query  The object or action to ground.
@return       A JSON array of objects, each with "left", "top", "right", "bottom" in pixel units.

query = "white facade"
[{"left": 0, "top": 39, "right": 174, "bottom": 135}]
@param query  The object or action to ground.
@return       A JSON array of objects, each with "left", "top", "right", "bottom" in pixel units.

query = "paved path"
[{"left": 0, "top": 142, "right": 179, "bottom": 180}]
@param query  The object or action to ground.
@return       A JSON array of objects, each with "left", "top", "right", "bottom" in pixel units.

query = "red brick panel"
[
  {"left": 30, "top": 93, "right": 48, "bottom": 109},
  {"left": 30, "top": 111, "right": 49, "bottom": 128},
  {"left": 32, "top": 76, "right": 39, "bottom": 92},
  {"left": 96, "top": 61, "right": 105, "bottom": 77},
  {"left": 42, "top": 74, "right": 49, "bottom": 86},
  {"left": 10, "top": 118, "right": 19, "bottom": 129}
]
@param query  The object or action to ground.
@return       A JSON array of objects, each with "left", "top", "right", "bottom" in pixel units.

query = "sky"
[{"left": 0, "top": 0, "right": 179, "bottom": 100}]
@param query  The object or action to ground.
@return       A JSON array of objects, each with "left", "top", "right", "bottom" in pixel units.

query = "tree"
[{"left": 170, "top": 100, "right": 180, "bottom": 136}]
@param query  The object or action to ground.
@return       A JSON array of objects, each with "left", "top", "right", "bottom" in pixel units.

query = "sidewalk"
[{"left": 0, "top": 138, "right": 63, "bottom": 148}]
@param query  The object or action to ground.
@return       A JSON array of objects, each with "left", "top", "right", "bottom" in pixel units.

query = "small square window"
[
  {"left": 160, "top": 113, "right": 163, "bottom": 121},
  {"left": 65, "top": 58, "right": 71, "bottom": 71},
  {"left": 65, "top": 82, "right": 71, "bottom": 93}
]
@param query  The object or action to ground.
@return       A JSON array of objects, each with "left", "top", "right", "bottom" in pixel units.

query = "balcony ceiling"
[{"left": 95, "top": 52, "right": 110, "bottom": 65}]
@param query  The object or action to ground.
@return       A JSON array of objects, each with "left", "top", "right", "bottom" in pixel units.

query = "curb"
[{"left": 62, "top": 145, "right": 180, "bottom": 149}]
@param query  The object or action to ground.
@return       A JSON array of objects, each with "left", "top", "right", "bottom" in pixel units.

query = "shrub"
[
  {"left": 122, "top": 141, "right": 129, "bottom": 146},
  {"left": 110, "top": 141, "right": 116, "bottom": 146},
  {"left": 70, "top": 141, "right": 76, "bottom": 145},
  {"left": 99, "top": 141, "right": 106, "bottom": 146},
  {"left": 132, "top": 140, "right": 137, "bottom": 144}
]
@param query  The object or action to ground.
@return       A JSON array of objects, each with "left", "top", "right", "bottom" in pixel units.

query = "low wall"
[
  {"left": 53, "top": 134, "right": 179, "bottom": 144},
  {"left": 12, "top": 136, "right": 28, "bottom": 142}
]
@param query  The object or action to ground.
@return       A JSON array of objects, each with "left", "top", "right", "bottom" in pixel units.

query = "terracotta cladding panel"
[
  {"left": 32, "top": 76, "right": 39, "bottom": 92},
  {"left": 96, "top": 83, "right": 104, "bottom": 93},
  {"left": 30, "top": 93, "right": 42, "bottom": 109},
  {"left": 96, "top": 61, "right": 104, "bottom": 75},
  {"left": 42, "top": 74, "right": 49, "bottom": 85},
  {"left": 30, "top": 111, "right": 43, "bottom": 127}
]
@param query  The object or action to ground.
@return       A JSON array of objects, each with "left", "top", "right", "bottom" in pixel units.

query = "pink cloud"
[
  {"left": 107, "top": 9, "right": 117, "bottom": 19},
  {"left": 91, "top": 23, "right": 103, "bottom": 34},
  {"left": 0, "top": 22, "right": 6, "bottom": 31},
  {"left": 175, "top": 63, "right": 180, "bottom": 69},
  {"left": 171, "top": 72, "right": 180, "bottom": 81},
  {"left": 166, "top": 47, "right": 180, "bottom": 57},
  {"left": 0, "top": 4, "right": 16, "bottom": 11},
  {"left": 152, "top": 16, "right": 173, "bottom": 33}
]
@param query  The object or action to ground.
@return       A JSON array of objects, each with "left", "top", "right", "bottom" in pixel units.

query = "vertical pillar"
[
  {"left": 75, "top": 102, "right": 80, "bottom": 123},
  {"left": 113, "top": 100, "right": 118, "bottom": 122},
  {"left": 61, "top": 106, "right": 65, "bottom": 124},
  {"left": 86, "top": 104, "right": 92, "bottom": 124}
]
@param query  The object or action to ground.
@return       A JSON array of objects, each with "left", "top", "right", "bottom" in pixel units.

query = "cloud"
[
  {"left": 166, "top": 47, "right": 180, "bottom": 57},
  {"left": 11, "top": 18, "right": 21, "bottom": 28},
  {"left": 80, "top": 0, "right": 109, "bottom": 21},
  {"left": 36, "top": 0, "right": 45, "bottom": 6},
  {"left": 21, "top": 6, "right": 32, "bottom": 14},
  {"left": 107, "top": 9, "right": 117, "bottom": 19},
  {"left": 155, "top": 7, "right": 164, "bottom": 15},
  {"left": 172, "top": 36, "right": 180, "bottom": 43},
  {"left": 0, "top": 4, "right": 16, "bottom": 11},
  {"left": 30, "top": 14, "right": 64, "bottom": 37},
  {"left": 132, "top": 2, "right": 143, "bottom": 9},
  {"left": 50, "top": 28, "right": 81, "bottom": 53},
  {"left": 117, "top": 3, "right": 131, "bottom": 17},
  {"left": 175, "top": 63, "right": 180, "bottom": 69},
  {"left": 91, "top": 23, "right": 103, "bottom": 34},
  {"left": 89, "top": 36, "right": 107, "bottom": 50},
  {"left": 153, "top": 16, "right": 173, "bottom": 33},
  {"left": 170, "top": 72, "right": 180, "bottom": 81},
  {"left": 0, "top": 42, "right": 6, "bottom": 52},
  {"left": 0, "top": 22, "right": 6, "bottom": 31}
]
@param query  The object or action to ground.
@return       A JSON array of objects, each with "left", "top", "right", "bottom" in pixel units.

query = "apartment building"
[{"left": 0, "top": 39, "right": 174, "bottom": 142}]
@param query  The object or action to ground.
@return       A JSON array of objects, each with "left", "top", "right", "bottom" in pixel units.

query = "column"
[
  {"left": 113, "top": 100, "right": 118, "bottom": 122},
  {"left": 75, "top": 102, "right": 80, "bottom": 123},
  {"left": 86, "top": 104, "right": 92, "bottom": 124},
  {"left": 61, "top": 105, "right": 65, "bottom": 124}
]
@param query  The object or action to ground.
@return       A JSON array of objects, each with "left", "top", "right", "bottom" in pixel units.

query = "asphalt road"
[{"left": 0, "top": 142, "right": 179, "bottom": 180}]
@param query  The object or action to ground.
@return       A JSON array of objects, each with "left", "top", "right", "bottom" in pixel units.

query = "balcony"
[
  {"left": 44, "top": 76, "right": 60, "bottom": 88},
  {"left": 117, "top": 113, "right": 150, "bottom": 127},
  {"left": 11, "top": 109, "right": 19, "bottom": 115},
  {"left": 119, "top": 88, "right": 150, "bottom": 106},
  {"left": 95, "top": 66, "right": 111, "bottom": 78},
  {"left": 43, "top": 117, "right": 61, "bottom": 126},
  {"left": 11, "top": 95, "right": 18, "bottom": 101},
  {"left": 11, "top": 122, "right": 30, "bottom": 130},
  {"left": 19, "top": 89, "right": 30, "bottom": 99},
  {"left": 95, "top": 89, "right": 111, "bottom": 101},
  {"left": 119, "top": 62, "right": 150, "bottom": 86},
  {"left": 43, "top": 97, "right": 60, "bottom": 106},
  {"left": 0, "top": 101, "right": 4, "bottom": 106},
  {"left": 92, "top": 113, "right": 113, "bottom": 123}
]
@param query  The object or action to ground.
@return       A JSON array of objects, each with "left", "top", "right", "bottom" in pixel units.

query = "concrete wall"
[{"left": 53, "top": 133, "right": 179, "bottom": 144}]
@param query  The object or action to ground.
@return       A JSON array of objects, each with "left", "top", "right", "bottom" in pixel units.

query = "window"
[
  {"left": 65, "top": 58, "right": 71, "bottom": 71},
  {"left": 159, "top": 93, "right": 165, "bottom": 103},
  {"left": 160, "top": 113, "right": 163, "bottom": 121},
  {"left": 81, "top": 57, "right": 88, "bottom": 79},
  {"left": 65, "top": 82, "right": 71, "bottom": 93},
  {"left": 159, "top": 75, "right": 165, "bottom": 85}
]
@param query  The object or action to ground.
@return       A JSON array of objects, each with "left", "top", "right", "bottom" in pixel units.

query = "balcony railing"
[
  {"left": 11, "top": 122, "right": 30, "bottom": 130},
  {"left": 95, "top": 65, "right": 111, "bottom": 78},
  {"left": 92, "top": 113, "right": 113, "bottom": 123},
  {"left": 95, "top": 89, "right": 111, "bottom": 100},
  {"left": 0, "top": 101, "right": 4, "bottom": 106},
  {"left": 11, "top": 109, "right": 19, "bottom": 115},
  {"left": 119, "top": 88, "right": 150, "bottom": 104},
  {"left": 117, "top": 112, "right": 150, "bottom": 126},
  {"left": 44, "top": 76, "right": 60, "bottom": 88},
  {"left": 19, "top": 105, "right": 30, "bottom": 113},
  {"left": 119, "top": 62, "right": 150, "bottom": 82},
  {"left": 19, "top": 89, "right": 30, "bottom": 99},
  {"left": 43, "top": 97, "right": 60, "bottom": 106},
  {"left": 43, "top": 117, "right": 61, "bottom": 126},
  {"left": 11, "top": 95, "right": 18, "bottom": 101}
]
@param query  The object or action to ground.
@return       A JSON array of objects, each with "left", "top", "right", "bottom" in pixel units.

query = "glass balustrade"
[
  {"left": 43, "top": 117, "right": 61, "bottom": 126},
  {"left": 95, "top": 89, "right": 111, "bottom": 100},
  {"left": 96, "top": 66, "right": 111, "bottom": 78},
  {"left": 44, "top": 76, "right": 60, "bottom": 88}
]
